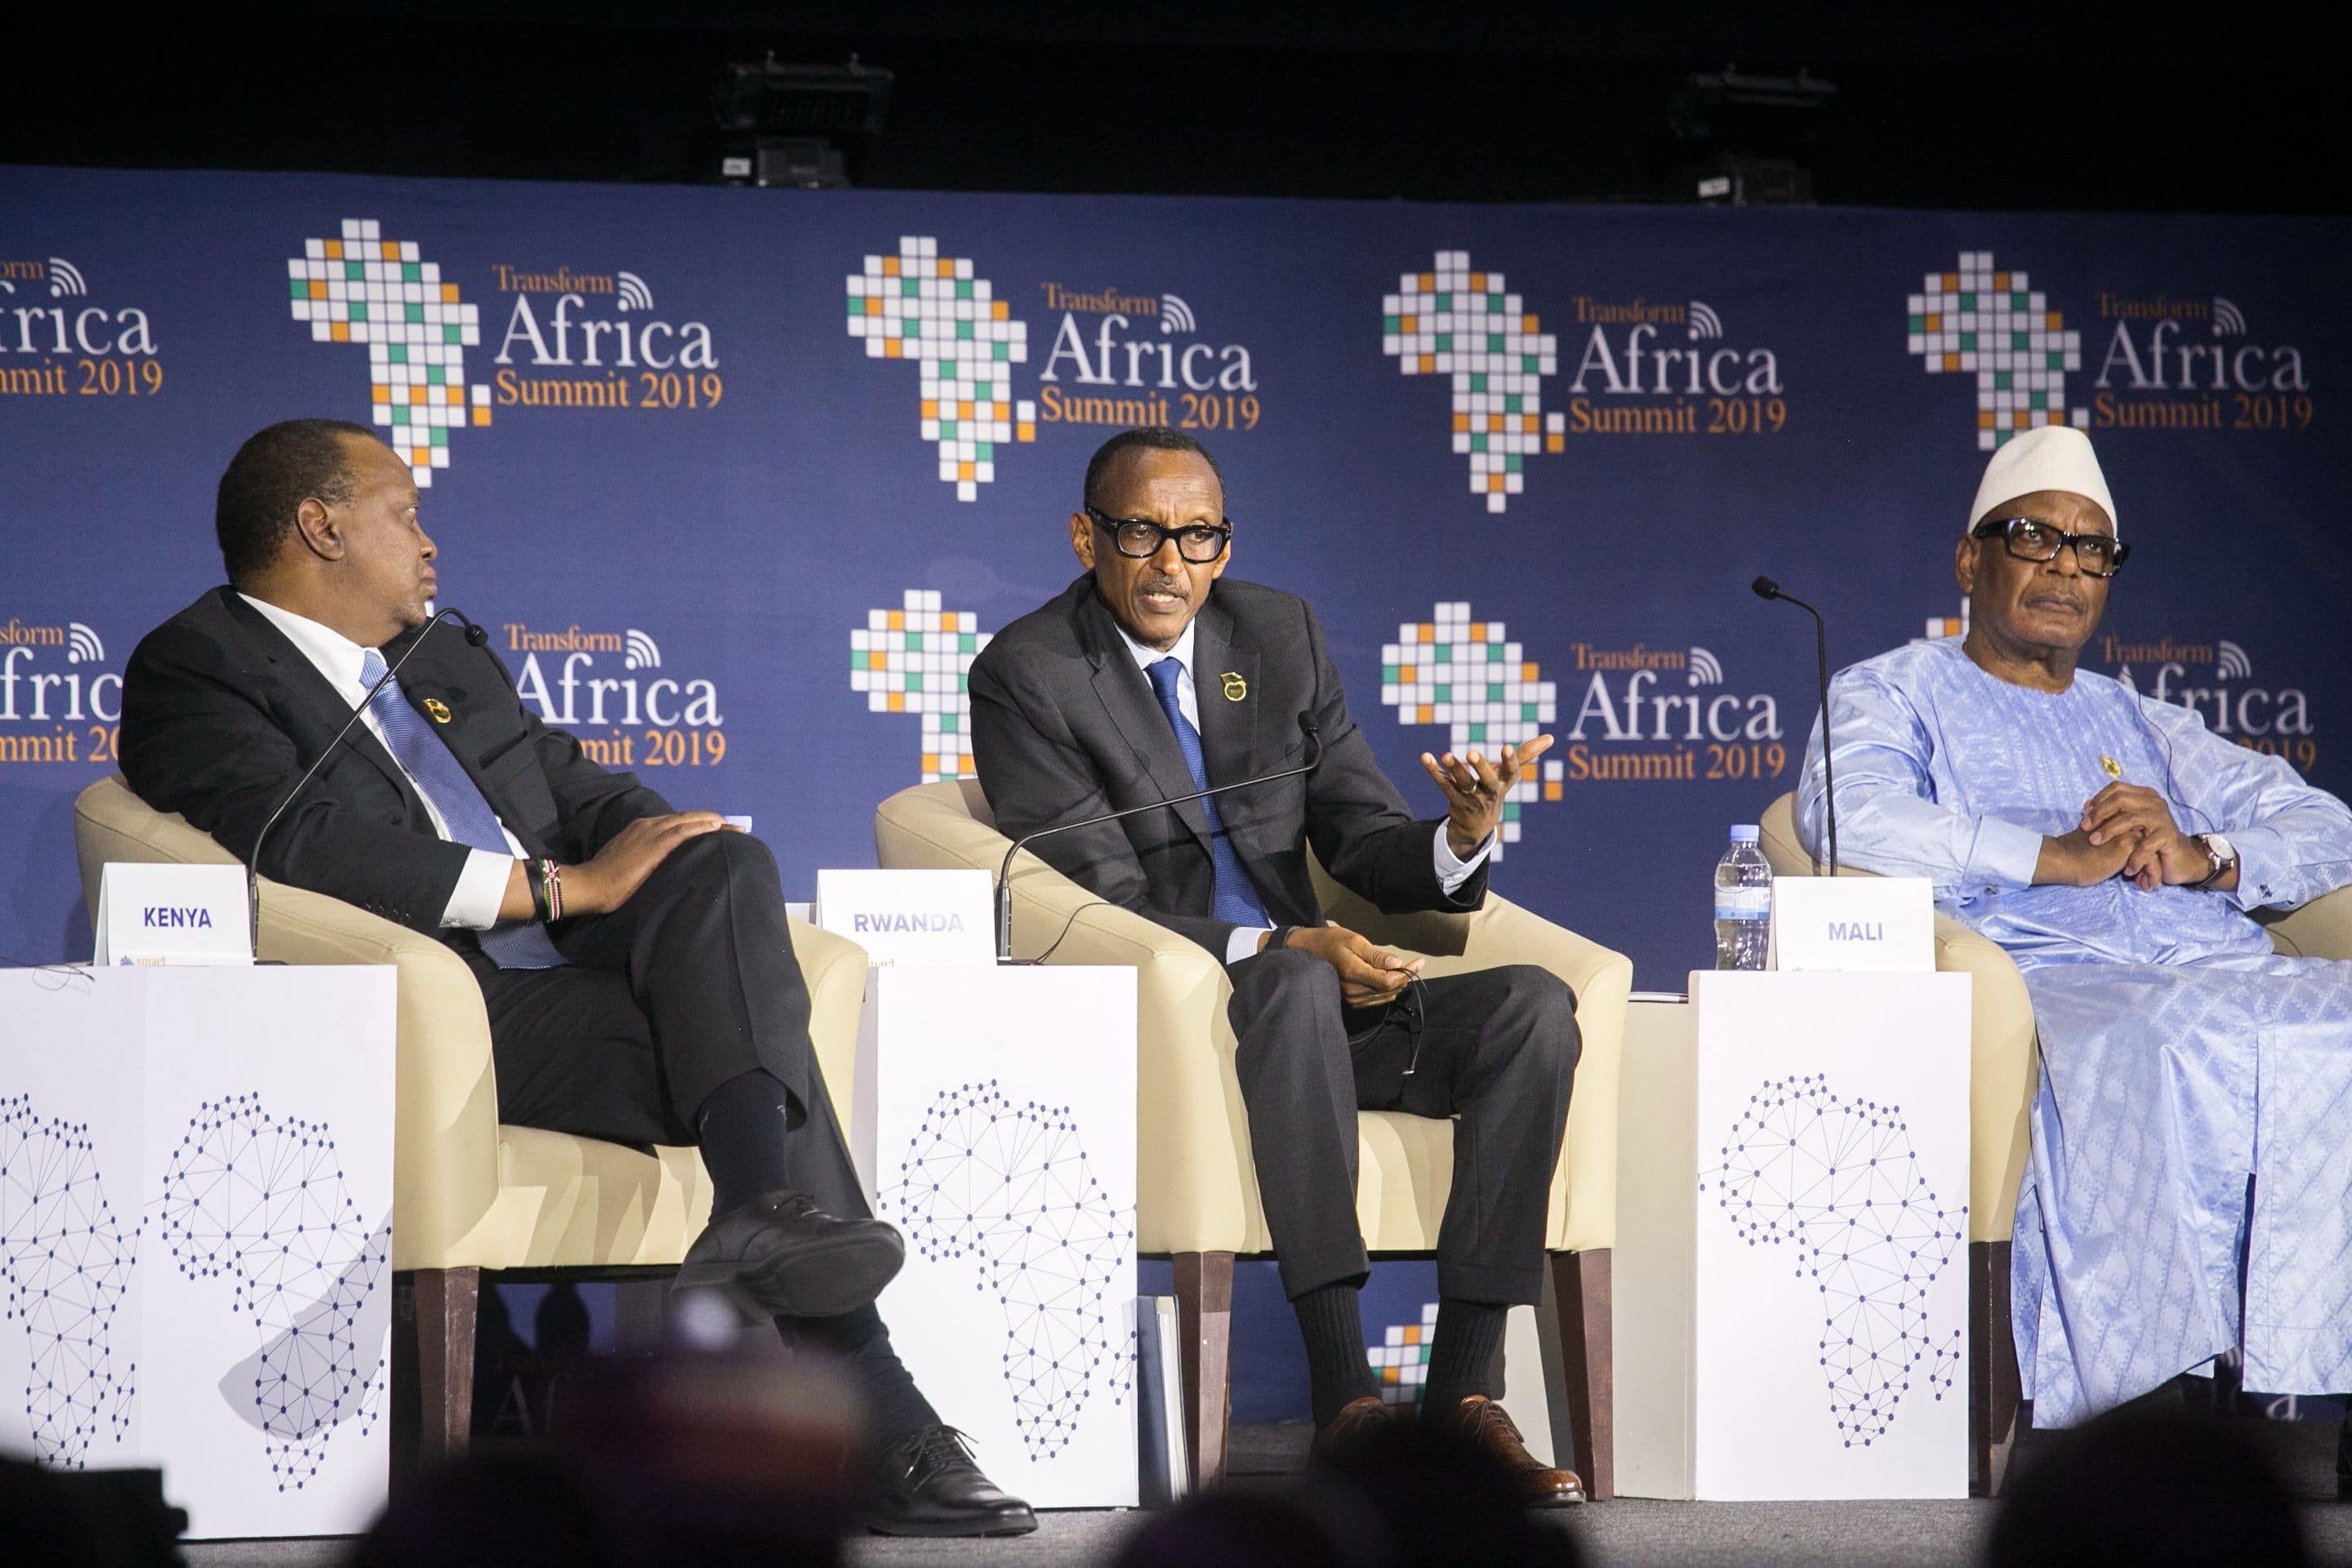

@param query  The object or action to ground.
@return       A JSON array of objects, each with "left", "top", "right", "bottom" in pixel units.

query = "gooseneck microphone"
[
  {"left": 245, "top": 607, "right": 491, "bottom": 956},
  {"left": 1751, "top": 577, "right": 1838, "bottom": 876},
  {"left": 993, "top": 711, "right": 1325, "bottom": 964}
]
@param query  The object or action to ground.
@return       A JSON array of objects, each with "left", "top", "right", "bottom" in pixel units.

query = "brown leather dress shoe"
[
  {"left": 1312, "top": 1394, "right": 1399, "bottom": 1458},
  {"left": 1437, "top": 1395, "right": 1586, "bottom": 1507}
]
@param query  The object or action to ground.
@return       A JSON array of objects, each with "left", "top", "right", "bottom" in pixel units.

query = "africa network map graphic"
[
  {"left": 0, "top": 1095, "right": 136, "bottom": 1468},
  {"left": 880, "top": 1081, "right": 1133, "bottom": 1459},
  {"left": 155, "top": 1094, "right": 390, "bottom": 1491},
  {"left": 1701, "top": 1073, "right": 1965, "bottom": 1447}
]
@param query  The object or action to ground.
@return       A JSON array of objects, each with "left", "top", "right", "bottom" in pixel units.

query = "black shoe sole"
[
  {"left": 864, "top": 1510, "right": 1040, "bottom": 1538},
  {"left": 673, "top": 1224, "right": 906, "bottom": 1318}
]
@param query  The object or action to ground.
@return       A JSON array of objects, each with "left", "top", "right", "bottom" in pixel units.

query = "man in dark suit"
[
  {"left": 119, "top": 419, "right": 1032, "bottom": 1538},
  {"left": 969, "top": 427, "right": 1585, "bottom": 1505}
]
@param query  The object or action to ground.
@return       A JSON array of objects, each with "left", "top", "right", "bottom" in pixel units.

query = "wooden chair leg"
[
  {"left": 1173, "top": 1252, "right": 1234, "bottom": 1490},
  {"left": 1550, "top": 1249, "right": 1614, "bottom": 1500},
  {"left": 394, "top": 1266, "right": 480, "bottom": 1484},
  {"left": 1970, "top": 1241, "right": 2020, "bottom": 1497}
]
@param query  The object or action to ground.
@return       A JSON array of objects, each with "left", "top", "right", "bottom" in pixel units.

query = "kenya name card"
[{"left": 94, "top": 862, "right": 251, "bottom": 966}]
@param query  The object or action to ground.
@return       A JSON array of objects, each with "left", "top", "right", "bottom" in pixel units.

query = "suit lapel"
[
  {"left": 1078, "top": 589, "right": 1216, "bottom": 846},
  {"left": 1191, "top": 596, "right": 1262, "bottom": 791},
  {"left": 217, "top": 590, "right": 419, "bottom": 811}
]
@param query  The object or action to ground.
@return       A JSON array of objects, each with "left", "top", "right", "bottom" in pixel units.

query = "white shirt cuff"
[
  {"left": 1226, "top": 924, "right": 1272, "bottom": 964},
  {"left": 1434, "top": 824, "right": 1494, "bottom": 893},
  {"left": 442, "top": 848, "right": 519, "bottom": 930}
]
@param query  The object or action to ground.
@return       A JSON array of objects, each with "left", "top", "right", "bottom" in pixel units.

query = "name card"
[
  {"left": 1768, "top": 875, "right": 1934, "bottom": 973},
  {"left": 814, "top": 868, "right": 993, "bottom": 967},
  {"left": 94, "top": 863, "right": 252, "bottom": 966}
]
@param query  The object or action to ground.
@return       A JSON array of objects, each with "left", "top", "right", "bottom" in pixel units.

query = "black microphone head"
[
  {"left": 1298, "top": 710, "right": 1319, "bottom": 738},
  {"left": 463, "top": 620, "right": 489, "bottom": 646},
  {"left": 1752, "top": 576, "right": 1781, "bottom": 600}
]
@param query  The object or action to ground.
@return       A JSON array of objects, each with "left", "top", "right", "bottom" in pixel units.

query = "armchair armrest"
[
  {"left": 792, "top": 915, "right": 869, "bottom": 1131},
  {"left": 2257, "top": 885, "right": 2352, "bottom": 962},
  {"left": 1934, "top": 914, "right": 2037, "bottom": 1243}
]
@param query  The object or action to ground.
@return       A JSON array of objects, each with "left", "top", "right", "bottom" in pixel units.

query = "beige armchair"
[
  {"left": 71, "top": 774, "right": 869, "bottom": 1470},
  {"left": 874, "top": 780, "right": 1633, "bottom": 1494},
  {"left": 1760, "top": 791, "right": 2352, "bottom": 1494}
]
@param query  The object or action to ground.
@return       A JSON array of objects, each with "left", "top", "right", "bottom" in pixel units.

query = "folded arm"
[
  {"left": 120, "top": 623, "right": 473, "bottom": 935},
  {"left": 2145, "top": 696, "right": 2352, "bottom": 911},
  {"left": 1796, "top": 666, "right": 2042, "bottom": 899}
]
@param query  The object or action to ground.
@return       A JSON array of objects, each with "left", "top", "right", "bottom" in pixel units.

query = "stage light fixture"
[
  {"left": 711, "top": 54, "right": 894, "bottom": 189},
  {"left": 1670, "top": 65, "right": 1837, "bottom": 207}
]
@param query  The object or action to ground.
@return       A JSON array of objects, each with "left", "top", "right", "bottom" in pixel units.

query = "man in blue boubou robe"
[{"left": 1797, "top": 425, "right": 2352, "bottom": 1432}]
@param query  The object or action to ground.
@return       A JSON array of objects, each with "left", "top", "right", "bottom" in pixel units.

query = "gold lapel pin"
[
  {"left": 423, "top": 698, "right": 453, "bottom": 724},
  {"left": 1219, "top": 672, "right": 1247, "bottom": 702},
  {"left": 2100, "top": 755, "right": 2123, "bottom": 779}
]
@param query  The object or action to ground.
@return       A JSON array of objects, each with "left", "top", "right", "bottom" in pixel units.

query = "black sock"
[
  {"left": 782, "top": 1305, "right": 942, "bottom": 1449},
  {"left": 695, "top": 1067, "right": 795, "bottom": 1218},
  {"left": 1421, "top": 1298, "right": 1509, "bottom": 1415},
  {"left": 1293, "top": 1281, "right": 1380, "bottom": 1428}
]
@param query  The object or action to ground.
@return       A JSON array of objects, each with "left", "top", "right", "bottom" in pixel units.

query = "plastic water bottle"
[{"left": 1713, "top": 825, "right": 1773, "bottom": 971}]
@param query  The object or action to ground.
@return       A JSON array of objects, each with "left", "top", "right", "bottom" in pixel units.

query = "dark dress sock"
[
  {"left": 783, "top": 1304, "right": 942, "bottom": 1449},
  {"left": 1420, "top": 1298, "right": 1510, "bottom": 1416},
  {"left": 1293, "top": 1281, "right": 1381, "bottom": 1428},
  {"left": 695, "top": 1067, "right": 796, "bottom": 1218}
]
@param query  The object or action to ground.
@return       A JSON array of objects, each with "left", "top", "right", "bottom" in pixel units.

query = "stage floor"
[{"left": 178, "top": 1419, "right": 2352, "bottom": 1568}]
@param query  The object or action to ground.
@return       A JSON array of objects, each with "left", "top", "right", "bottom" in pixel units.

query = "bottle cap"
[{"left": 1729, "top": 824, "right": 1760, "bottom": 843}]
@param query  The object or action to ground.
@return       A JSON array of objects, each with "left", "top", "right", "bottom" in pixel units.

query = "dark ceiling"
[{"left": 8, "top": 2, "right": 2341, "bottom": 212}]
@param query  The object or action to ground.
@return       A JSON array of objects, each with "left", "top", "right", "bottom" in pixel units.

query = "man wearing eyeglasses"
[
  {"left": 969, "top": 427, "right": 1585, "bottom": 1505},
  {"left": 1796, "top": 426, "right": 2352, "bottom": 1439}
]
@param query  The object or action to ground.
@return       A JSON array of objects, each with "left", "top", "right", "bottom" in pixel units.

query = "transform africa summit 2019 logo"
[
  {"left": 1381, "top": 251, "right": 1788, "bottom": 513},
  {"left": 1382, "top": 601, "right": 1784, "bottom": 854},
  {"left": 0, "top": 255, "right": 163, "bottom": 401},
  {"left": 847, "top": 235, "right": 1264, "bottom": 501},
  {"left": 1905, "top": 249, "right": 2313, "bottom": 448},
  {"left": 290, "top": 216, "right": 728, "bottom": 487}
]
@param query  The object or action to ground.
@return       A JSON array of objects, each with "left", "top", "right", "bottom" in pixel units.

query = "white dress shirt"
[
  {"left": 1111, "top": 617, "right": 1494, "bottom": 962},
  {"left": 239, "top": 594, "right": 517, "bottom": 929}
]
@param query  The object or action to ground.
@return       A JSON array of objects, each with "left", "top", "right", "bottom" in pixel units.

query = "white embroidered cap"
[{"left": 1968, "top": 426, "right": 2118, "bottom": 537}]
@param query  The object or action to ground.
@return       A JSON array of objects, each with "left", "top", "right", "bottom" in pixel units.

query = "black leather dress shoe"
[
  {"left": 670, "top": 1189, "right": 905, "bottom": 1318},
  {"left": 866, "top": 1425, "right": 1038, "bottom": 1537}
]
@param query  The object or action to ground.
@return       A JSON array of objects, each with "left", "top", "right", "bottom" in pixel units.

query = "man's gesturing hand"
[
  {"left": 1282, "top": 922, "right": 1423, "bottom": 1009},
  {"left": 2081, "top": 782, "right": 2204, "bottom": 890},
  {"left": 1419, "top": 735, "right": 1556, "bottom": 859},
  {"left": 564, "top": 812, "right": 741, "bottom": 916}
]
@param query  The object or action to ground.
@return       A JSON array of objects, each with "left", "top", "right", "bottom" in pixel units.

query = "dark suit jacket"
[
  {"left": 969, "top": 574, "right": 1486, "bottom": 958},
  {"left": 119, "top": 587, "right": 669, "bottom": 941}
]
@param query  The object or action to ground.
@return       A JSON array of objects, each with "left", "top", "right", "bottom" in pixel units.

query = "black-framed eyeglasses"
[
  {"left": 1970, "top": 516, "right": 2131, "bottom": 578},
  {"left": 1085, "top": 506, "right": 1232, "bottom": 564}
]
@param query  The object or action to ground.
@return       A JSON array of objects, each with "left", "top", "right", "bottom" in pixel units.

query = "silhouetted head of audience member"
[
  {"left": 352, "top": 1306, "right": 862, "bottom": 1568},
  {"left": 1116, "top": 1415, "right": 1582, "bottom": 1568},
  {"left": 1985, "top": 1406, "right": 2309, "bottom": 1568}
]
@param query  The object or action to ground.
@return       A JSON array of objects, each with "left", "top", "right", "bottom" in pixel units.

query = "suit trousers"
[
  {"left": 464, "top": 832, "right": 868, "bottom": 1221},
  {"left": 1225, "top": 947, "right": 1580, "bottom": 1305}
]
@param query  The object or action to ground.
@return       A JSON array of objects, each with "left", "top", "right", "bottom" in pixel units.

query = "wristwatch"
[{"left": 2192, "top": 832, "right": 2238, "bottom": 889}]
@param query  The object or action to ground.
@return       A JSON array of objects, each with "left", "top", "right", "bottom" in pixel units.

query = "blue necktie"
[
  {"left": 1147, "top": 657, "right": 1270, "bottom": 929},
  {"left": 361, "top": 650, "right": 565, "bottom": 969}
]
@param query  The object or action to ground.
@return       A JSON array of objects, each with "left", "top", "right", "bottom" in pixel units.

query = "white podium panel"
[
  {"left": 1616, "top": 972, "right": 1971, "bottom": 1500},
  {"left": 855, "top": 965, "right": 1139, "bottom": 1508},
  {"left": 0, "top": 966, "right": 396, "bottom": 1538}
]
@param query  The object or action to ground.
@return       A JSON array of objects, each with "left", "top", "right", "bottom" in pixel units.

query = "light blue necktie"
[
  {"left": 1147, "top": 657, "right": 1271, "bottom": 929},
  {"left": 360, "top": 649, "right": 564, "bottom": 969}
]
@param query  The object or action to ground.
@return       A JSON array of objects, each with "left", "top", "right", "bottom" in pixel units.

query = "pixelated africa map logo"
[{"left": 288, "top": 220, "right": 490, "bottom": 486}]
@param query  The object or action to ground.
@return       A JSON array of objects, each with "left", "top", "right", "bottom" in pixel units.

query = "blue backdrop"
[{"left": 4, "top": 164, "right": 2345, "bottom": 991}]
